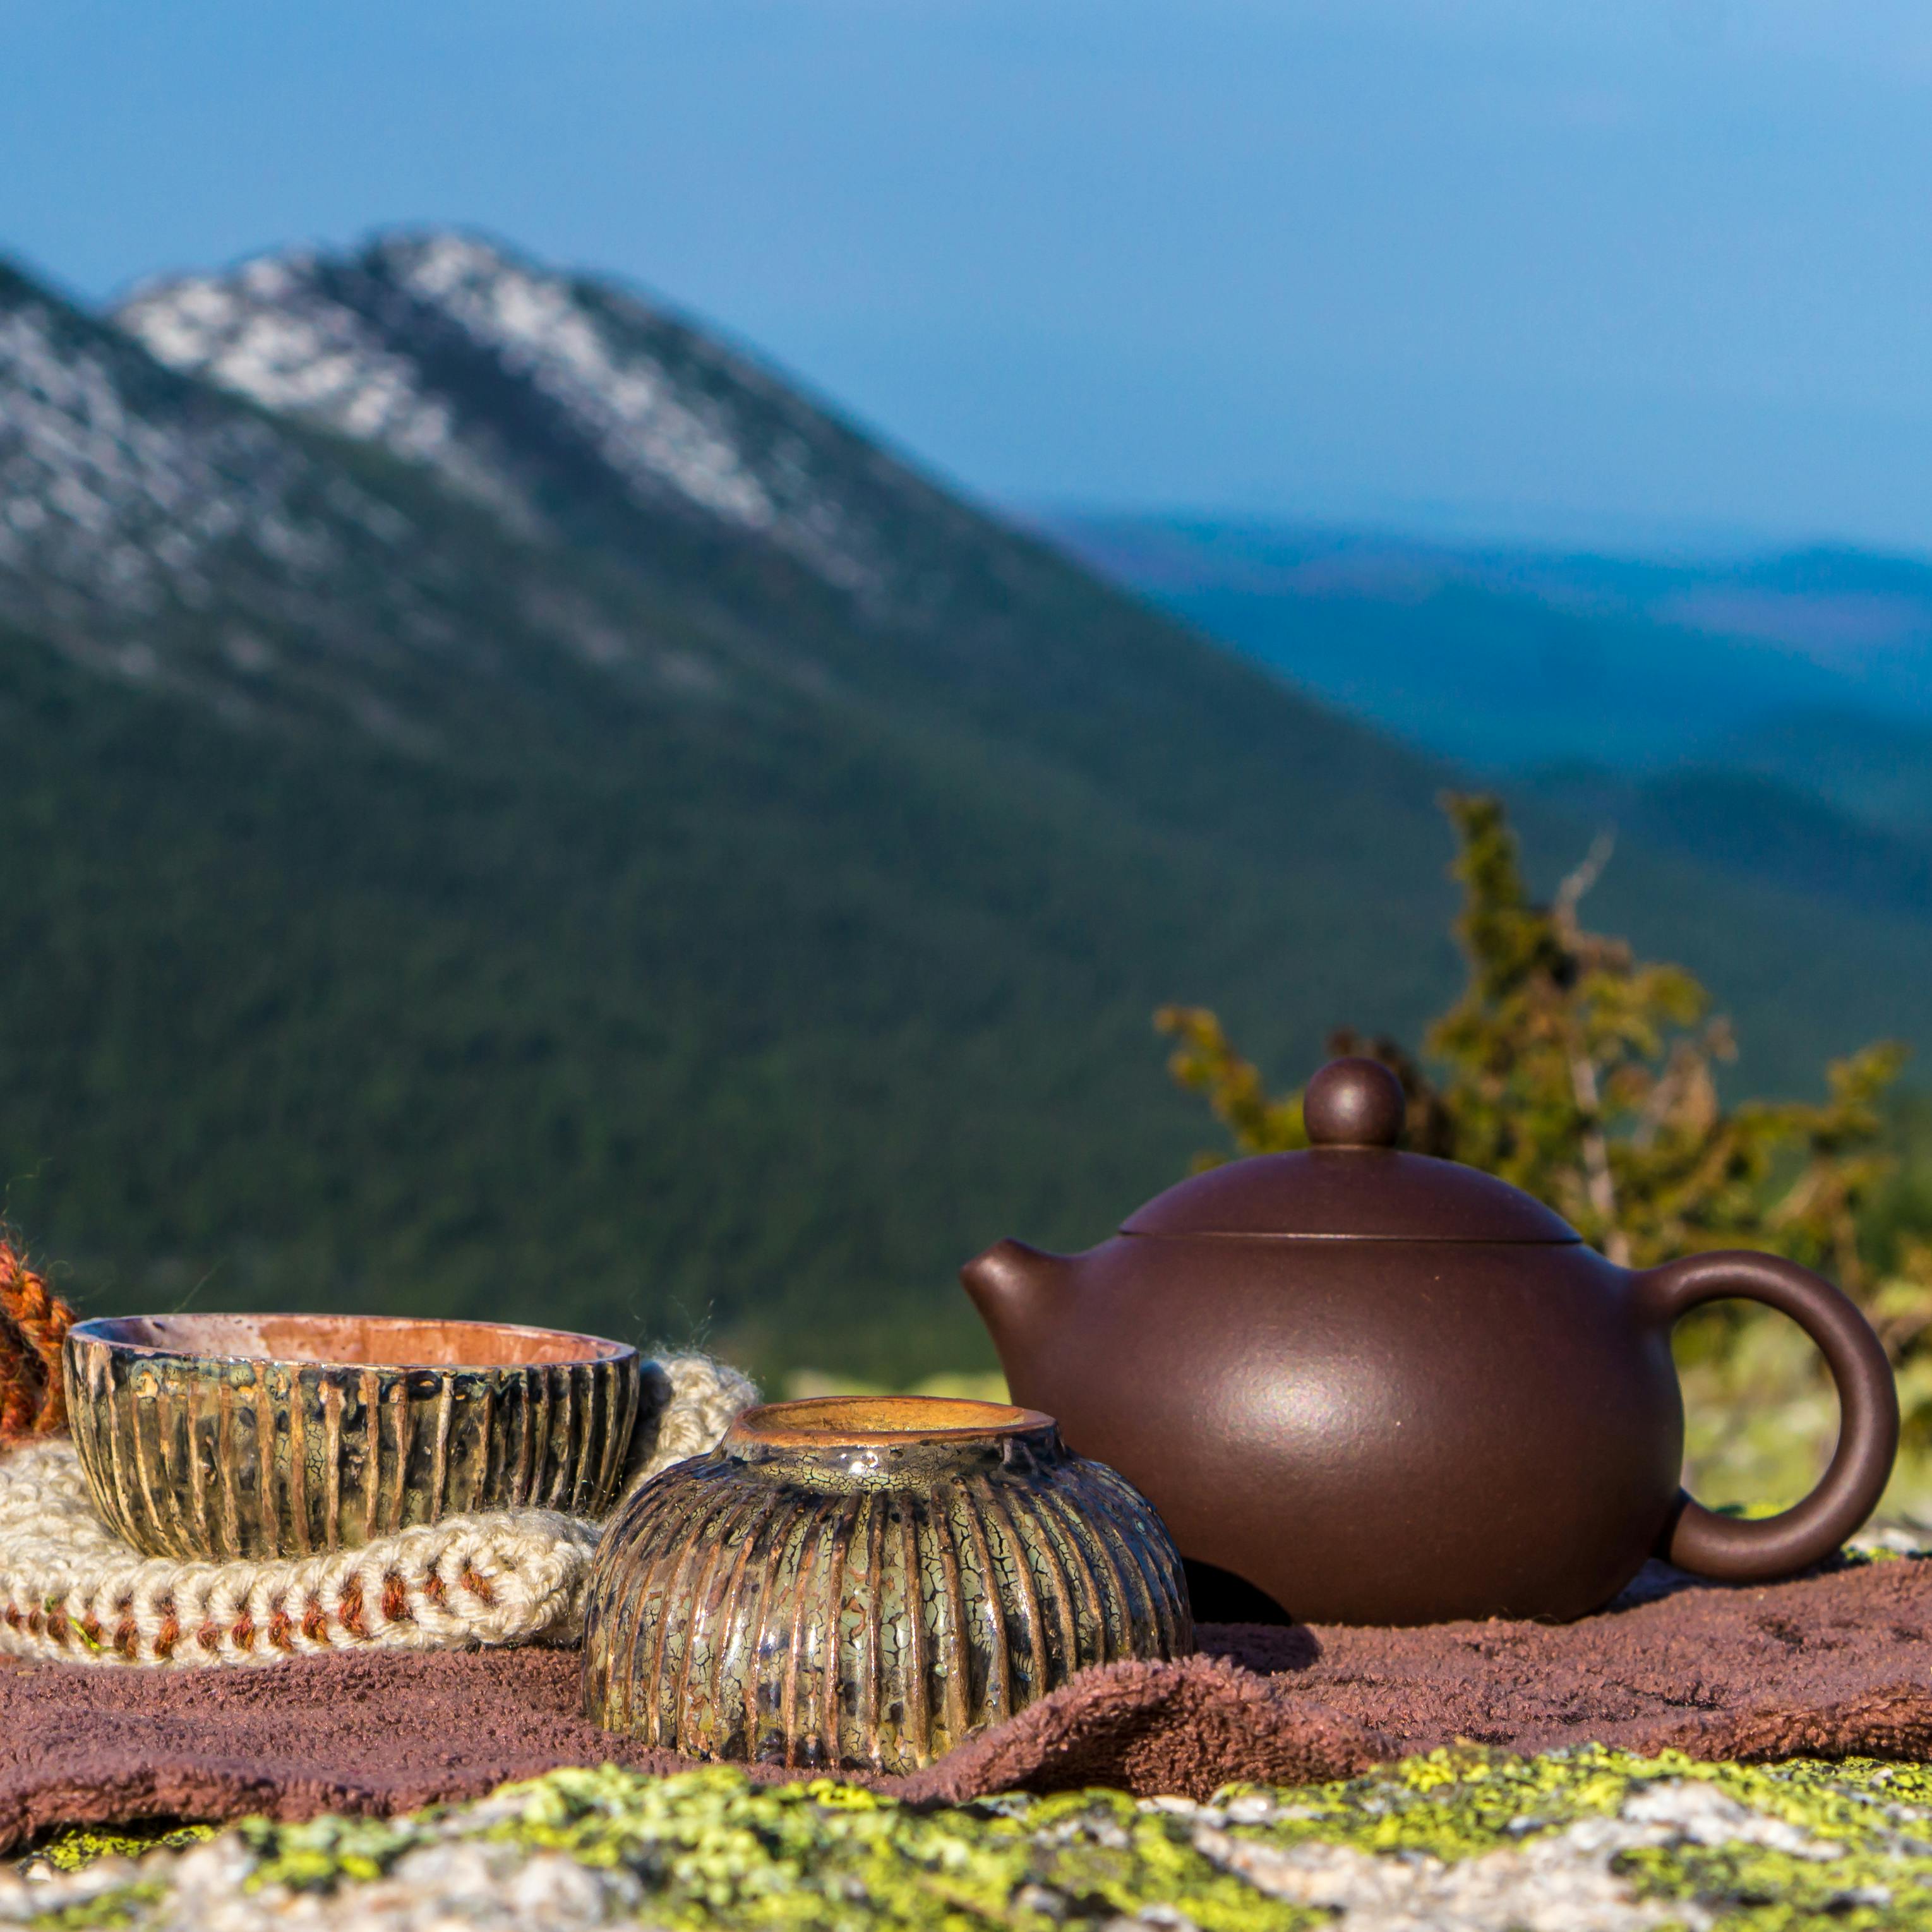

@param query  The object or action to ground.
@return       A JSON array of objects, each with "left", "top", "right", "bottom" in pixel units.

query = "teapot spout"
[{"left": 960, "top": 1239, "right": 1069, "bottom": 1359}]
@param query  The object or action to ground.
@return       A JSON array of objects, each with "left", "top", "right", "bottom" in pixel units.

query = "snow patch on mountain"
[
  {"left": 391, "top": 232, "right": 781, "bottom": 532},
  {"left": 0, "top": 282, "right": 402, "bottom": 630},
  {"left": 117, "top": 232, "right": 896, "bottom": 597},
  {"left": 119, "top": 253, "right": 537, "bottom": 534}
]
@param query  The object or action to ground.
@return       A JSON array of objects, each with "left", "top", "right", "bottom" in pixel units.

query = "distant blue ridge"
[{"left": 1048, "top": 513, "right": 1932, "bottom": 782}]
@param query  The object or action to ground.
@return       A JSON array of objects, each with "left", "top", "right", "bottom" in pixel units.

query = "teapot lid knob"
[{"left": 1304, "top": 1057, "right": 1405, "bottom": 1148}]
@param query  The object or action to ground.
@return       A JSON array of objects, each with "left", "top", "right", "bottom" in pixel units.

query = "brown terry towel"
[{"left": 4, "top": 1554, "right": 1931, "bottom": 1850}]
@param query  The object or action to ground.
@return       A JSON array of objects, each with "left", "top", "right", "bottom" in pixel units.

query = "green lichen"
[
  {"left": 1216, "top": 1744, "right": 1932, "bottom": 1860},
  {"left": 23, "top": 1883, "right": 165, "bottom": 1931},
  {"left": 37, "top": 1749, "right": 1932, "bottom": 1927},
  {"left": 1606, "top": 1761, "right": 1932, "bottom": 1931},
  {"left": 1210, "top": 1748, "right": 1932, "bottom": 1928},
  {"left": 238, "top": 1764, "right": 1311, "bottom": 1929},
  {"left": 31, "top": 1825, "right": 215, "bottom": 1874},
  {"left": 1619, "top": 1841, "right": 1895, "bottom": 1930},
  {"left": 448, "top": 1753, "right": 1932, "bottom": 1929},
  {"left": 236, "top": 1811, "right": 427, "bottom": 1892}
]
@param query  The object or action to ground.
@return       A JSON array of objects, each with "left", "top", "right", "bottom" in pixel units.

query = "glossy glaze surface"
[
  {"left": 64, "top": 1314, "right": 640, "bottom": 1559},
  {"left": 964, "top": 1057, "right": 1900, "bottom": 1625},
  {"left": 582, "top": 1395, "right": 1191, "bottom": 1771}
]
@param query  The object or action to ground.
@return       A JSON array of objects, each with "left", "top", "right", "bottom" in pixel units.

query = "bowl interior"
[
  {"left": 71, "top": 1313, "right": 631, "bottom": 1370},
  {"left": 732, "top": 1395, "right": 1050, "bottom": 1446}
]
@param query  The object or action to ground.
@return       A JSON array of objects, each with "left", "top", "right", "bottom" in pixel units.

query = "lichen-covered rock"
[{"left": 15, "top": 1748, "right": 1932, "bottom": 1928}]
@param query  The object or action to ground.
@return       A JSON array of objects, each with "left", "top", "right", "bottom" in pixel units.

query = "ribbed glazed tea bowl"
[
  {"left": 582, "top": 1395, "right": 1192, "bottom": 1773},
  {"left": 64, "top": 1314, "right": 641, "bottom": 1560}
]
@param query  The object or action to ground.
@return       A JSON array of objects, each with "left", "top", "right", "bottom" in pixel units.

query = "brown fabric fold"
[{"left": 4, "top": 1554, "right": 1930, "bottom": 1851}]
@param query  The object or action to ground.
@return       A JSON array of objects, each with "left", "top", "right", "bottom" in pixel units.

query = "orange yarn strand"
[
  {"left": 0, "top": 1242, "right": 75, "bottom": 1443},
  {"left": 0, "top": 1322, "right": 33, "bottom": 1441}
]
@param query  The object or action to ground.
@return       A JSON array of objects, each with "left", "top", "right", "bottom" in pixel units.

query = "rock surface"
[{"left": 11, "top": 1750, "right": 1932, "bottom": 1931}]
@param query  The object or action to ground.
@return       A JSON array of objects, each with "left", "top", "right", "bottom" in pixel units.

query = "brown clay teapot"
[{"left": 963, "top": 1057, "right": 1900, "bottom": 1626}]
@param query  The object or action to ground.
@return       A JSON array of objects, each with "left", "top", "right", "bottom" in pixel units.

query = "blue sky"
[{"left": 4, "top": 1, "right": 1931, "bottom": 551}]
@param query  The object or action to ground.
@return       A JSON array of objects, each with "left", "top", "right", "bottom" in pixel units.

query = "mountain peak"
[
  {"left": 0, "top": 258, "right": 413, "bottom": 667},
  {"left": 116, "top": 228, "right": 932, "bottom": 601},
  {"left": 118, "top": 232, "right": 539, "bottom": 534}
]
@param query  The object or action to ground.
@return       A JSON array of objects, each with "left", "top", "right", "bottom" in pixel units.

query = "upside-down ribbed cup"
[
  {"left": 64, "top": 1314, "right": 640, "bottom": 1560},
  {"left": 582, "top": 1395, "right": 1192, "bottom": 1772}
]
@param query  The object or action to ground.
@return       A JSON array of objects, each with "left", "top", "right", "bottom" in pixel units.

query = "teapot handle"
[{"left": 1639, "top": 1250, "right": 1900, "bottom": 1580}]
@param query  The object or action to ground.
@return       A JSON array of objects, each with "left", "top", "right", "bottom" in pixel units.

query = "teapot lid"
[{"left": 1122, "top": 1057, "right": 1581, "bottom": 1243}]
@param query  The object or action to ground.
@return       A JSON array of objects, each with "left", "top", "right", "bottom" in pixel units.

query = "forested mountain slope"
[{"left": 0, "top": 236, "right": 1923, "bottom": 1379}]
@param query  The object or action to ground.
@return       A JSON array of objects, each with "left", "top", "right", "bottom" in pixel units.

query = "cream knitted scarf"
[{"left": 0, "top": 1353, "right": 755, "bottom": 1669}]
